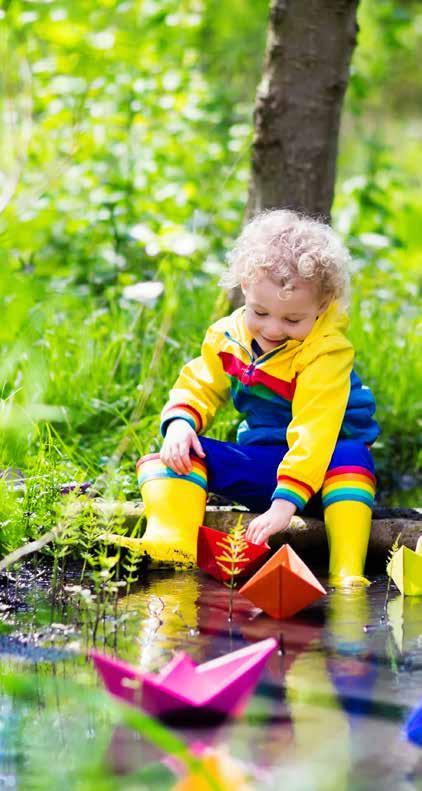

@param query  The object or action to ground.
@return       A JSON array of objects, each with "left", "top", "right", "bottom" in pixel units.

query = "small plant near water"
[
  {"left": 54, "top": 508, "right": 145, "bottom": 650},
  {"left": 383, "top": 532, "right": 402, "bottom": 619},
  {"left": 216, "top": 514, "right": 249, "bottom": 622}
]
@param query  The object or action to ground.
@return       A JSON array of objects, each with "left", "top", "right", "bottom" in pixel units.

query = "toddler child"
[{"left": 136, "top": 210, "right": 379, "bottom": 587}]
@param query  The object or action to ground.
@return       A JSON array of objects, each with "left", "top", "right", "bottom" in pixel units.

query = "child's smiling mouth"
[{"left": 260, "top": 334, "right": 287, "bottom": 346}]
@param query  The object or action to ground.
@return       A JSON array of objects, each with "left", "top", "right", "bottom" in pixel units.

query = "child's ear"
[{"left": 240, "top": 278, "right": 248, "bottom": 296}]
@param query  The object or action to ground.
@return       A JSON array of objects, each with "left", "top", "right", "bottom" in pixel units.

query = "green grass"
[
  {"left": 0, "top": 246, "right": 419, "bottom": 561},
  {"left": 0, "top": 0, "right": 420, "bottom": 561}
]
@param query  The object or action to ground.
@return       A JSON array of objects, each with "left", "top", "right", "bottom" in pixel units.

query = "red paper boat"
[
  {"left": 197, "top": 525, "right": 270, "bottom": 583},
  {"left": 91, "top": 637, "right": 277, "bottom": 725},
  {"left": 239, "top": 544, "right": 326, "bottom": 620}
]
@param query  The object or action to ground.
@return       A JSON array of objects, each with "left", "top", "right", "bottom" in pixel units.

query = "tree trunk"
[
  {"left": 230, "top": 0, "right": 359, "bottom": 307},
  {"left": 249, "top": 0, "right": 359, "bottom": 219}
]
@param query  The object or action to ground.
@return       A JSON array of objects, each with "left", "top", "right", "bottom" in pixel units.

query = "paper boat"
[
  {"left": 197, "top": 525, "right": 270, "bottom": 583},
  {"left": 91, "top": 637, "right": 277, "bottom": 724},
  {"left": 387, "top": 536, "right": 422, "bottom": 596},
  {"left": 404, "top": 699, "right": 422, "bottom": 747},
  {"left": 239, "top": 544, "right": 326, "bottom": 619}
]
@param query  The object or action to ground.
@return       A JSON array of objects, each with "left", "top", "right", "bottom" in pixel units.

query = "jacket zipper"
[
  {"left": 224, "top": 331, "right": 287, "bottom": 367},
  {"left": 224, "top": 331, "right": 254, "bottom": 362}
]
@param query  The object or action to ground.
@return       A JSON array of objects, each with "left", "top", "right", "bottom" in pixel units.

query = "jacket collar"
[{"left": 229, "top": 301, "right": 348, "bottom": 359}]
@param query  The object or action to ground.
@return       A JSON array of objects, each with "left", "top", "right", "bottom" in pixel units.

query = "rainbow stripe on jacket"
[
  {"left": 322, "top": 466, "right": 376, "bottom": 509},
  {"left": 136, "top": 453, "right": 208, "bottom": 492},
  {"left": 272, "top": 476, "right": 315, "bottom": 509},
  {"left": 160, "top": 403, "right": 203, "bottom": 434}
]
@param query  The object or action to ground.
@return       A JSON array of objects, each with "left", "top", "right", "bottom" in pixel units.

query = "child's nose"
[{"left": 267, "top": 321, "right": 284, "bottom": 339}]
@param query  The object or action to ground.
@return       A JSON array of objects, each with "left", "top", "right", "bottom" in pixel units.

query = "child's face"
[{"left": 242, "top": 275, "right": 327, "bottom": 353}]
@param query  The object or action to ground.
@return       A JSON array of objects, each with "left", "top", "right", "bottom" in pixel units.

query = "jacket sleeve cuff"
[
  {"left": 271, "top": 475, "right": 315, "bottom": 512},
  {"left": 160, "top": 403, "right": 203, "bottom": 437}
]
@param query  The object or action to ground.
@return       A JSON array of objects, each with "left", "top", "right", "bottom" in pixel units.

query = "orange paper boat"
[
  {"left": 239, "top": 544, "right": 326, "bottom": 620},
  {"left": 197, "top": 525, "right": 270, "bottom": 583}
]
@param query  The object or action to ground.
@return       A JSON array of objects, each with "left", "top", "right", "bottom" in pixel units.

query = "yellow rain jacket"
[{"left": 160, "top": 304, "right": 379, "bottom": 507}]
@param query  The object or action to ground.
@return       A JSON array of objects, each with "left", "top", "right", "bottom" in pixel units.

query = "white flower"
[
  {"left": 162, "top": 229, "right": 201, "bottom": 256},
  {"left": 122, "top": 281, "right": 164, "bottom": 307},
  {"left": 129, "top": 223, "right": 156, "bottom": 244},
  {"left": 89, "top": 31, "right": 115, "bottom": 50},
  {"left": 359, "top": 232, "right": 391, "bottom": 250}
]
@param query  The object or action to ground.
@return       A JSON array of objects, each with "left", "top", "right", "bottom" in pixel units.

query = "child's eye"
[
  {"left": 254, "top": 311, "right": 268, "bottom": 317},
  {"left": 286, "top": 319, "right": 300, "bottom": 324}
]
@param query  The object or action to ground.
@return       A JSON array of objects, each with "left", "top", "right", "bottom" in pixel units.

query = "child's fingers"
[
  {"left": 191, "top": 434, "right": 206, "bottom": 458},
  {"left": 246, "top": 518, "right": 265, "bottom": 543},
  {"left": 160, "top": 448, "right": 173, "bottom": 469},
  {"left": 169, "top": 457, "right": 184, "bottom": 475},
  {"left": 170, "top": 443, "right": 192, "bottom": 475},
  {"left": 247, "top": 518, "right": 273, "bottom": 545},
  {"left": 180, "top": 443, "right": 193, "bottom": 473},
  {"left": 253, "top": 527, "right": 270, "bottom": 545},
  {"left": 161, "top": 446, "right": 182, "bottom": 474},
  {"left": 162, "top": 455, "right": 179, "bottom": 474}
]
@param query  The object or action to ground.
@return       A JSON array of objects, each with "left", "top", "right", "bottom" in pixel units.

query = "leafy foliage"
[{"left": 0, "top": 0, "right": 419, "bottom": 565}]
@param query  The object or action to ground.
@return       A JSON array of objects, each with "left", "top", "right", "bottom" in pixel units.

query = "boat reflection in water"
[{"left": 102, "top": 571, "right": 422, "bottom": 787}]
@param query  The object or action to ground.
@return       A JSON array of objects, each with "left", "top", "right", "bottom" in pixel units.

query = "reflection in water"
[
  {"left": 196, "top": 582, "right": 253, "bottom": 650},
  {"left": 4, "top": 569, "right": 422, "bottom": 788},
  {"left": 107, "top": 725, "right": 163, "bottom": 775},
  {"left": 270, "top": 588, "right": 376, "bottom": 789},
  {"left": 281, "top": 649, "right": 351, "bottom": 791},
  {"left": 172, "top": 744, "right": 253, "bottom": 791},
  {"left": 388, "top": 594, "right": 422, "bottom": 655},
  {"left": 237, "top": 600, "right": 325, "bottom": 771},
  {"left": 326, "top": 588, "right": 378, "bottom": 719},
  {"left": 326, "top": 587, "right": 370, "bottom": 654},
  {"left": 242, "top": 610, "right": 323, "bottom": 679},
  {"left": 113, "top": 579, "right": 382, "bottom": 789},
  {"left": 120, "top": 571, "right": 201, "bottom": 670}
]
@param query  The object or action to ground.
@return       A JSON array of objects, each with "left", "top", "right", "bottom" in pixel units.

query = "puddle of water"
[{"left": 0, "top": 568, "right": 421, "bottom": 790}]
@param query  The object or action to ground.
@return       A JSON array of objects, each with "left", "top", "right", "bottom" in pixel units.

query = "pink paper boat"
[{"left": 90, "top": 637, "right": 277, "bottom": 725}]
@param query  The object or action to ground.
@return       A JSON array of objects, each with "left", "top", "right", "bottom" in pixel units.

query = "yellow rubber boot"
[
  {"left": 139, "top": 460, "right": 207, "bottom": 565},
  {"left": 324, "top": 500, "right": 372, "bottom": 588},
  {"left": 103, "top": 453, "right": 207, "bottom": 566}
]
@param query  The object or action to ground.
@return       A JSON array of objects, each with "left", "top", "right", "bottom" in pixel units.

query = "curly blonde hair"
[{"left": 220, "top": 209, "right": 350, "bottom": 305}]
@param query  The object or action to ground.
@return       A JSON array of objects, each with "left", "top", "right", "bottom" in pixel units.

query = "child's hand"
[
  {"left": 245, "top": 499, "right": 297, "bottom": 545},
  {"left": 160, "top": 419, "right": 205, "bottom": 475}
]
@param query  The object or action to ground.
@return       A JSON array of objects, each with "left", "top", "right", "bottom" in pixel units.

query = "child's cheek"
[{"left": 245, "top": 310, "right": 257, "bottom": 335}]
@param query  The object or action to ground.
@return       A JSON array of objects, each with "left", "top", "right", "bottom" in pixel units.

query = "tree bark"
[
  {"left": 248, "top": 0, "right": 359, "bottom": 220},
  {"left": 229, "top": 1, "right": 359, "bottom": 308}
]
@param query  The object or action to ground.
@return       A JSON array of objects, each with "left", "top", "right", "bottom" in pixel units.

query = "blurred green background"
[{"left": 0, "top": 0, "right": 420, "bottom": 554}]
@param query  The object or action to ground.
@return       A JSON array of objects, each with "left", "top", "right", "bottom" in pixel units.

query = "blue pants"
[{"left": 199, "top": 437, "right": 375, "bottom": 516}]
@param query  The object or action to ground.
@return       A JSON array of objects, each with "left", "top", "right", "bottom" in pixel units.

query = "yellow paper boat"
[{"left": 387, "top": 536, "right": 422, "bottom": 596}]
